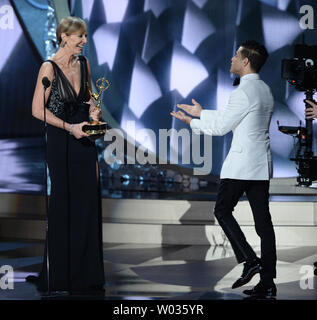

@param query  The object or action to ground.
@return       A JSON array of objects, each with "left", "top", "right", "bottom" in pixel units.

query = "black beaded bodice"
[{"left": 46, "top": 78, "right": 65, "bottom": 117}]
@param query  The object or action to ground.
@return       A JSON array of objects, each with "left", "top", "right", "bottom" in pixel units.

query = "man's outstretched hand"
[
  {"left": 170, "top": 110, "right": 192, "bottom": 125},
  {"left": 177, "top": 99, "right": 202, "bottom": 117}
]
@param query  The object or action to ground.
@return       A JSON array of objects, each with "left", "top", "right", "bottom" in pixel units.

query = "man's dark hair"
[{"left": 240, "top": 40, "right": 268, "bottom": 73}]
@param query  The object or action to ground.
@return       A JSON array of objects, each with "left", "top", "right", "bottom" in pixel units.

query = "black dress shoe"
[
  {"left": 243, "top": 281, "right": 276, "bottom": 299},
  {"left": 232, "top": 258, "right": 262, "bottom": 289}
]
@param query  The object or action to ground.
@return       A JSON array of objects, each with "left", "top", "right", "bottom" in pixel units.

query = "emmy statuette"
[{"left": 83, "top": 78, "right": 110, "bottom": 139}]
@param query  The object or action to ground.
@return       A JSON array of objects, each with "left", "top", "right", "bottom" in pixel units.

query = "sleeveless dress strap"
[
  {"left": 45, "top": 59, "right": 57, "bottom": 80},
  {"left": 77, "top": 56, "right": 89, "bottom": 102}
]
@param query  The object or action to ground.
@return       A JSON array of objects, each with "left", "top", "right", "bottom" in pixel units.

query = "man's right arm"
[{"left": 190, "top": 88, "right": 250, "bottom": 136}]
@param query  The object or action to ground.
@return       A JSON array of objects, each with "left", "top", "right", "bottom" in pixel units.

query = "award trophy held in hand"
[{"left": 83, "top": 77, "right": 110, "bottom": 140}]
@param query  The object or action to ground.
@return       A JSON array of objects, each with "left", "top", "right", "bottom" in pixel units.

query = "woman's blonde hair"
[{"left": 56, "top": 16, "right": 87, "bottom": 45}]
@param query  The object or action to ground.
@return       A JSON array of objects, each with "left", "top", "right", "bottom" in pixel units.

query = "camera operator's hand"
[{"left": 305, "top": 100, "right": 317, "bottom": 119}]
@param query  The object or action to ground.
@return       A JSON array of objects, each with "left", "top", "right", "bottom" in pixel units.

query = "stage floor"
[{"left": 0, "top": 240, "right": 316, "bottom": 300}]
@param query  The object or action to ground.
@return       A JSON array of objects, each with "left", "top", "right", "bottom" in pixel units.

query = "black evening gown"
[{"left": 32, "top": 56, "right": 105, "bottom": 293}]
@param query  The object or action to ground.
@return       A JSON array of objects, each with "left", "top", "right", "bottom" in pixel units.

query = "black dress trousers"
[{"left": 213, "top": 179, "right": 277, "bottom": 280}]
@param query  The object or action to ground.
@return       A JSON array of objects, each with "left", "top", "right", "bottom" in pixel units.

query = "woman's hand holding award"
[{"left": 83, "top": 77, "right": 110, "bottom": 140}]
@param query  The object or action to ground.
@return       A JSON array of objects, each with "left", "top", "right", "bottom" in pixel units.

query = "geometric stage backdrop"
[
  {"left": 2, "top": 0, "right": 317, "bottom": 183},
  {"left": 72, "top": 0, "right": 317, "bottom": 178}
]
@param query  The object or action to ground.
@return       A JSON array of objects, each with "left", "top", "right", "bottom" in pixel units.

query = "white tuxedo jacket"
[{"left": 190, "top": 73, "right": 274, "bottom": 180}]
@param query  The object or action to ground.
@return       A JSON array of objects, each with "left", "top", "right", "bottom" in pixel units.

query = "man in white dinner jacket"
[{"left": 171, "top": 40, "right": 277, "bottom": 299}]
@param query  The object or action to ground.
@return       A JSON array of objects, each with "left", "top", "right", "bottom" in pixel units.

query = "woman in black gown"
[{"left": 28, "top": 16, "right": 105, "bottom": 294}]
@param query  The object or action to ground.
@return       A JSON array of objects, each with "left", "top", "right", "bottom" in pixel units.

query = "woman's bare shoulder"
[{"left": 39, "top": 61, "right": 54, "bottom": 77}]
